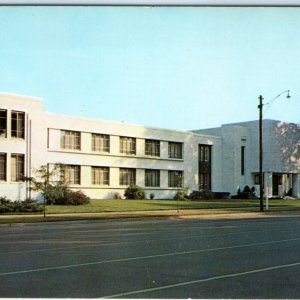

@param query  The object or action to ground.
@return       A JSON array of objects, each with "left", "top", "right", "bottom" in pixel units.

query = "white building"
[{"left": 0, "top": 92, "right": 299, "bottom": 200}]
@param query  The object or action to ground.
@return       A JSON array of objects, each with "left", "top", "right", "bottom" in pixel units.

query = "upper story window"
[
  {"left": 0, "top": 153, "right": 6, "bottom": 181},
  {"left": 61, "top": 130, "right": 81, "bottom": 150},
  {"left": 11, "top": 111, "right": 25, "bottom": 139},
  {"left": 199, "top": 145, "right": 211, "bottom": 162},
  {"left": 92, "top": 134, "right": 110, "bottom": 153},
  {"left": 145, "top": 139, "right": 160, "bottom": 157},
  {"left": 0, "top": 110, "right": 7, "bottom": 138},
  {"left": 120, "top": 137, "right": 136, "bottom": 155},
  {"left": 168, "top": 142, "right": 183, "bottom": 159},
  {"left": 11, "top": 154, "right": 24, "bottom": 182}
]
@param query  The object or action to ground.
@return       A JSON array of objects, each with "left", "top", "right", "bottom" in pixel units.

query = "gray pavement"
[{"left": 1, "top": 215, "right": 300, "bottom": 298}]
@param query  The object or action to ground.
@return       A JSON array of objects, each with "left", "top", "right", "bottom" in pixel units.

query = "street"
[{"left": 1, "top": 215, "right": 300, "bottom": 298}]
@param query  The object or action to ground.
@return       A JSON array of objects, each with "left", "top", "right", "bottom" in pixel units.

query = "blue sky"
[{"left": 0, "top": 6, "right": 299, "bottom": 130}]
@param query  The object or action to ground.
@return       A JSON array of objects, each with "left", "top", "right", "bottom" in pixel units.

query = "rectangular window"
[
  {"left": 168, "top": 142, "right": 183, "bottom": 159},
  {"left": 241, "top": 146, "right": 245, "bottom": 175},
  {"left": 168, "top": 170, "right": 183, "bottom": 187},
  {"left": 0, "top": 153, "right": 6, "bottom": 181},
  {"left": 119, "top": 168, "right": 136, "bottom": 186},
  {"left": 145, "top": 169, "right": 160, "bottom": 187},
  {"left": 145, "top": 139, "right": 160, "bottom": 157},
  {"left": 0, "top": 109, "right": 7, "bottom": 138},
  {"left": 92, "top": 167, "right": 109, "bottom": 185},
  {"left": 61, "top": 130, "right": 81, "bottom": 150},
  {"left": 11, "top": 154, "right": 24, "bottom": 182},
  {"left": 199, "top": 145, "right": 212, "bottom": 190},
  {"left": 199, "top": 145, "right": 211, "bottom": 162},
  {"left": 120, "top": 137, "right": 136, "bottom": 155},
  {"left": 11, "top": 111, "right": 25, "bottom": 138},
  {"left": 63, "top": 165, "right": 80, "bottom": 185},
  {"left": 92, "top": 134, "right": 110, "bottom": 152}
]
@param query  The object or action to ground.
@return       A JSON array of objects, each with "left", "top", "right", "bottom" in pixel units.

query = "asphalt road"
[{"left": 1, "top": 215, "right": 300, "bottom": 298}]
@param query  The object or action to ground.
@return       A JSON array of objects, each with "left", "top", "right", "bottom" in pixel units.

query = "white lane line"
[
  {"left": 103, "top": 261, "right": 300, "bottom": 298},
  {"left": 1, "top": 226, "right": 297, "bottom": 255},
  {"left": 1, "top": 237, "right": 300, "bottom": 277}
]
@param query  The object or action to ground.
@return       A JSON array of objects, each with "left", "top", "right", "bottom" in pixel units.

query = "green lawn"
[{"left": 45, "top": 198, "right": 300, "bottom": 214}]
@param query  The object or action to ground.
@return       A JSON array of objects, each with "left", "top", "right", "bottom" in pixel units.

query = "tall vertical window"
[
  {"left": 199, "top": 145, "right": 212, "bottom": 190},
  {"left": 145, "top": 140, "right": 160, "bottom": 157},
  {"left": 145, "top": 169, "right": 160, "bottom": 187},
  {"left": 0, "top": 153, "right": 6, "bottom": 181},
  {"left": 119, "top": 168, "right": 136, "bottom": 185},
  {"left": 92, "top": 167, "right": 109, "bottom": 185},
  {"left": 168, "top": 170, "right": 183, "bottom": 187},
  {"left": 241, "top": 146, "right": 245, "bottom": 175},
  {"left": 92, "top": 134, "right": 110, "bottom": 152},
  {"left": 168, "top": 142, "right": 183, "bottom": 159},
  {"left": 61, "top": 130, "right": 81, "bottom": 150},
  {"left": 0, "top": 110, "right": 7, "bottom": 138},
  {"left": 120, "top": 137, "right": 136, "bottom": 155},
  {"left": 11, "top": 154, "right": 24, "bottom": 182},
  {"left": 11, "top": 111, "right": 25, "bottom": 138},
  {"left": 63, "top": 165, "right": 80, "bottom": 184}
]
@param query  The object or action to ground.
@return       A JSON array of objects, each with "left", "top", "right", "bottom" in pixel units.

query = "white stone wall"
[{"left": 0, "top": 92, "right": 222, "bottom": 200}]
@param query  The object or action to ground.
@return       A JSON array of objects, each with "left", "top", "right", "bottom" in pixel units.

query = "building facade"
[{"left": 0, "top": 92, "right": 299, "bottom": 200}]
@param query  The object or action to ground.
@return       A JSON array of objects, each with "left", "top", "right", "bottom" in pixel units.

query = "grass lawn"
[{"left": 45, "top": 198, "right": 300, "bottom": 214}]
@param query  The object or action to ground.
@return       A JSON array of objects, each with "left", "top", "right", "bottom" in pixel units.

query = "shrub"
[
  {"left": 173, "top": 188, "right": 189, "bottom": 201},
  {"left": 45, "top": 184, "right": 67, "bottom": 205},
  {"left": 17, "top": 199, "right": 43, "bottom": 213},
  {"left": 149, "top": 193, "right": 155, "bottom": 200},
  {"left": 114, "top": 192, "right": 122, "bottom": 200},
  {"left": 55, "top": 190, "right": 90, "bottom": 205},
  {"left": 189, "top": 190, "right": 214, "bottom": 200},
  {"left": 0, "top": 198, "right": 42, "bottom": 213},
  {"left": 124, "top": 185, "right": 146, "bottom": 200}
]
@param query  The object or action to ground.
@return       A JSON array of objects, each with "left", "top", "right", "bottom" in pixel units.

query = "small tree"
[{"left": 29, "top": 164, "right": 67, "bottom": 205}]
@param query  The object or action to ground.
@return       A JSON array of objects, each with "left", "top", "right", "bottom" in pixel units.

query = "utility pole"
[{"left": 258, "top": 95, "right": 264, "bottom": 212}]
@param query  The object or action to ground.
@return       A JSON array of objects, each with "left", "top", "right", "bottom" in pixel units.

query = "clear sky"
[{"left": 0, "top": 6, "right": 299, "bottom": 130}]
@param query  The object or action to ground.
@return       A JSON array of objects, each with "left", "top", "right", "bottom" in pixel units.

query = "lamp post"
[
  {"left": 257, "top": 90, "right": 290, "bottom": 212},
  {"left": 258, "top": 95, "right": 264, "bottom": 212}
]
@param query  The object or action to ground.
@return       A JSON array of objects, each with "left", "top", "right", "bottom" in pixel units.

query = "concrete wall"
[{"left": 0, "top": 92, "right": 222, "bottom": 200}]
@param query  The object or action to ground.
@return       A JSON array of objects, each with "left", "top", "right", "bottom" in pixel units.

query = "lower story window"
[
  {"left": 145, "top": 169, "right": 160, "bottom": 187},
  {"left": 63, "top": 165, "right": 80, "bottom": 185},
  {"left": 119, "top": 168, "right": 136, "bottom": 186},
  {"left": 11, "top": 154, "right": 24, "bottom": 182},
  {"left": 168, "top": 170, "right": 183, "bottom": 187},
  {"left": 92, "top": 167, "right": 109, "bottom": 185},
  {"left": 0, "top": 153, "right": 7, "bottom": 181}
]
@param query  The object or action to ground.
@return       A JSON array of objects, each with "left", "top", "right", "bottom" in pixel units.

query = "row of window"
[
  {"left": 60, "top": 130, "right": 183, "bottom": 159},
  {"left": 63, "top": 165, "right": 183, "bottom": 187},
  {"left": 0, "top": 154, "right": 183, "bottom": 187},
  {"left": 0, "top": 110, "right": 25, "bottom": 138}
]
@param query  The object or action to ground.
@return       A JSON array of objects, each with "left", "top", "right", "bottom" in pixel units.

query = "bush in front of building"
[
  {"left": 188, "top": 190, "right": 215, "bottom": 200},
  {"left": 173, "top": 188, "right": 189, "bottom": 201},
  {"left": 54, "top": 190, "right": 91, "bottom": 205},
  {"left": 0, "top": 197, "right": 43, "bottom": 213},
  {"left": 124, "top": 185, "right": 146, "bottom": 200}
]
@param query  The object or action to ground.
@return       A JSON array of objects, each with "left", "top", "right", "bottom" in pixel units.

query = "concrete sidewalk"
[{"left": 1, "top": 208, "right": 300, "bottom": 225}]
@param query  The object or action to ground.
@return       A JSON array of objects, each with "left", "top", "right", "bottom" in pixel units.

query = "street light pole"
[
  {"left": 257, "top": 90, "right": 290, "bottom": 212},
  {"left": 258, "top": 95, "right": 264, "bottom": 212}
]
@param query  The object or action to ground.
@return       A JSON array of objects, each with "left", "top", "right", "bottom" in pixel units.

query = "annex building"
[{"left": 0, "top": 92, "right": 299, "bottom": 200}]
